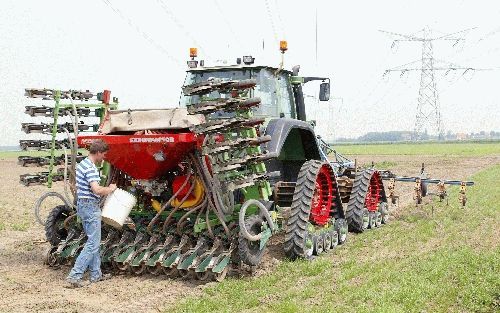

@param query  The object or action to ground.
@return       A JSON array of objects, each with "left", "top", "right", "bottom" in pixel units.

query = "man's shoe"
[
  {"left": 65, "top": 278, "right": 90, "bottom": 288},
  {"left": 90, "top": 273, "right": 112, "bottom": 283}
]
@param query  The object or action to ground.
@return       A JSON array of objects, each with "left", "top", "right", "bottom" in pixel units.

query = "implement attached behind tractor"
[{"left": 19, "top": 43, "right": 474, "bottom": 281}]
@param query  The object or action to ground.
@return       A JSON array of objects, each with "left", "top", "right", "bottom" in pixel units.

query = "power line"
[
  {"left": 156, "top": 0, "right": 211, "bottom": 60},
  {"left": 264, "top": 0, "right": 279, "bottom": 44},
  {"left": 274, "top": 0, "right": 286, "bottom": 39},
  {"left": 101, "top": 0, "right": 181, "bottom": 66},
  {"left": 212, "top": 0, "right": 245, "bottom": 50}
]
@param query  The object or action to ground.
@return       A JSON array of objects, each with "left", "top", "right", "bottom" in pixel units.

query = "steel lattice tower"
[
  {"left": 381, "top": 27, "right": 477, "bottom": 140},
  {"left": 415, "top": 29, "right": 442, "bottom": 139}
]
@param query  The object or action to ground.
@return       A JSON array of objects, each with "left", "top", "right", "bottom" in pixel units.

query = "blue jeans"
[{"left": 67, "top": 198, "right": 102, "bottom": 281}]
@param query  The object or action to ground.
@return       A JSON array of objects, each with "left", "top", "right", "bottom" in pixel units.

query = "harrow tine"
[
  {"left": 19, "top": 171, "right": 66, "bottom": 186},
  {"left": 24, "top": 88, "right": 97, "bottom": 100},
  {"left": 17, "top": 156, "right": 50, "bottom": 167},
  {"left": 129, "top": 234, "right": 160, "bottom": 270},
  {"left": 115, "top": 232, "right": 147, "bottom": 266},
  {"left": 182, "top": 79, "right": 257, "bottom": 96},
  {"left": 177, "top": 237, "right": 208, "bottom": 271},
  {"left": 21, "top": 123, "right": 49, "bottom": 134},
  {"left": 19, "top": 139, "right": 70, "bottom": 150},
  {"left": 24, "top": 88, "right": 54, "bottom": 100},
  {"left": 195, "top": 239, "right": 222, "bottom": 273},
  {"left": 210, "top": 243, "right": 235, "bottom": 281},
  {"left": 23, "top": 106, "right": 92, "bottom": 117},
  {"left": 202, "top": 135, "right": 271, "bottom": 155},
  {"left": 145, "top": 235, "right": 174, "bottom": 268},
  {"left": 162, "top": 235, "right": 189, "bottom": 269},
  {"left": 187, "top": 97, "right": 261, "bottom": 115},
  {"left": 192, "top": 117, "right": 265, "bottom": 134}
]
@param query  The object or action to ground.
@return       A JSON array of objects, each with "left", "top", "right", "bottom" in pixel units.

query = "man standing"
[{"left": 66, "top": 139, "right": 117, "bottom": 288}]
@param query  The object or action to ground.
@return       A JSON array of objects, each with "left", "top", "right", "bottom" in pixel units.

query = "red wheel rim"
[
  {"left": 310, "top": 165, "right": 334, "bottom": 226},
  {"left": 365, "top": 172, "right": 381, "bottom": 212}
]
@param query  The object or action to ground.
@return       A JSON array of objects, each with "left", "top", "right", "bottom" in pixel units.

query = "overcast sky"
[{"left": 1, "top": 0, "right": 499, "bottom": 146}]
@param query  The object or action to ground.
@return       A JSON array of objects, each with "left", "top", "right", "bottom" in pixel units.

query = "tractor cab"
[
  {"left": 180, "top": 46, "right": 331, "bottom": 122},
  {"left": 180, "top": 65, "right": 296, "bottom": 119}
]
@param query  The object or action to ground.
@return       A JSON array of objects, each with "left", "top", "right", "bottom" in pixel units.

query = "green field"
[
  {"left": 168, "top": 165, "right": 500, "bottom": 313},
  {"left": 4, "top": 142, "right": 499, "bottom": 160},
  {"left": 0, "top": 149, "right": 87, "bottom": 159},
  {"left": 333, "top": 142, "right": 500, "bottom": 156}
]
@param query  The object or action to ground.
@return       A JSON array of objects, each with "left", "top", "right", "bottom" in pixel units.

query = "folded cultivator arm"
[{"left": 19, "top": 88, "right": 118, "bottom": 187}]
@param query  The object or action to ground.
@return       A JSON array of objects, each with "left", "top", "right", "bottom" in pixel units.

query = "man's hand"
[{"left": 90, "top": 182, "right": 118, "bottom": 196}]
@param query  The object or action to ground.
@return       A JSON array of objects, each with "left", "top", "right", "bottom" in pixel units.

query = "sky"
[{"left": 1, "top": 0, "right": 499, "bottom": 146}]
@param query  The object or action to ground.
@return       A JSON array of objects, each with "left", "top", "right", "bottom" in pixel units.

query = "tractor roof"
[{"left": 187, "top": 65, "right": 292, "bottom": 75}]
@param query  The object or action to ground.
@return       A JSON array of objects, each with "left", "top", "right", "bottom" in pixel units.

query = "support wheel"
[
  {"left": 312, "top": 235, "right": 324, "bottom": 255},
  {"left": 101, "top": 261, "right": 114, "bottom": 273},
  {"left": 45, "top": 246, "right": 60, "bottom": 268},
  {"left": 147, "top": 264, "right": 163, "bottom": 275},
  {"left": 368, "top": 213, "right": 377, "bottom": 229},
  {"left": 178, "top": 269, "right": 192, "bottom": 279},
  {"left": 238, "top": 215, "right": 266, "bottom": 266},
  {"left": 330, "top": 230, "right": 339, "bottom": 248},
  {"left": 162, "top": 267, "right": 178, "bottom": 278},
  {"left": 323, "top": 232, "right": 332, "bottom": 252},
  {"left": 379, "top": 202, "right": 389, "bottom": 224},
  {"left": 213, "top": 266, "right": 229, "bottom": 282},
  {"left": 45, "top": 205, "right": 72, "bottom": 246},
  {"left": 130, "top": 264, "right": 146, "bottom": 275},
  {"left": 195, "top": 271, "right": 211, "bottom": 281},
  {"left": 375, "top": 212, "right": 382, "bottom": 227},
  {"left": 335, "top": 218, "right": 348, "bottom": 244}
]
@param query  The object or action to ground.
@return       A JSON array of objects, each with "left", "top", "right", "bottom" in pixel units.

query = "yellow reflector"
[
  {"left": 189, "top": 47, "right": 198, "bottom": 58},
  {"left": 280, "top": 40, "right": 288, "bottom": 52}
]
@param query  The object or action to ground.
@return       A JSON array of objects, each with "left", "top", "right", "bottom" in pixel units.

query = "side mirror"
[{"left": 319, "top": 82, "right": 330, "bottom": 101}]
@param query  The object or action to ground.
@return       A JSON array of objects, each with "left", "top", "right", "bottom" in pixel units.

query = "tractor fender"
[
  {"left": 263, "top": 118, "right": 322, "bottom": 160},
  {"left": 263, "top": 118, "right": 323, "bottom": 182}
]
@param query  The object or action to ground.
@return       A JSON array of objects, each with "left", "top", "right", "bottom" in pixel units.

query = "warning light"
[
  {"left": 279, "top": 40, "right": 288, "bottom": 53},
  {"left": 189, "top": 47, "right": 198, "bottom": 58}
]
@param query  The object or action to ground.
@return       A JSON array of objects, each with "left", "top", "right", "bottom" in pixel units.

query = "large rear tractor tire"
[
  {"left": 45, "top": 205, "right": 72, "bottom": 246},
  {"left": 284, "top": 160, "right": 342, "bottom": 260}
]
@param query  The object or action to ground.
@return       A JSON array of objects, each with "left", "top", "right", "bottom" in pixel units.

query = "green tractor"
[{"left": 36, "top": 45, "right": 388, "bottom": 281}]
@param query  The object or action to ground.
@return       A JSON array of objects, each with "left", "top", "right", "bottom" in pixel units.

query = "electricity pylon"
[{"left": 381, "top": 27, "right": 476, "bottom": 140}]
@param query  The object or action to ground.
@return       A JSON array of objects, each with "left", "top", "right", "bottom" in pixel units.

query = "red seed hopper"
[
  {"left": 77, "top": 133, "right": 201, "bottom": 179},
  {"left": 76, "top": 108, "right": 204, "bottom": 179}
]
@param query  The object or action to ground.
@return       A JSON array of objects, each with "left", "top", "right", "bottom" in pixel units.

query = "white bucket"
[{"left": 102, "top": 188, "right": 137, "bottom": 229}]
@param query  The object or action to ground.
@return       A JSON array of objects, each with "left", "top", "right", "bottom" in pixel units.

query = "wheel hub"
[
  {"left": 365, "top": 172, "right": 381, "bottom": 212},
  {"left": 310, "top": 165, "right": 334, "bottom": 226}
]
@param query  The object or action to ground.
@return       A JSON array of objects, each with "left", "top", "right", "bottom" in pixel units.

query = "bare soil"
[{"left": 0, "top": 155, "right": 498, "bottom": 313}]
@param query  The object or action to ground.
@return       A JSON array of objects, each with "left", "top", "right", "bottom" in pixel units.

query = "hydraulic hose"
[
  {"left": 61, "top": 145, "right": 76, "bottom": 210},
  {"left": 198, "top": 153, "right": 233, "bottom": 215},
  {"left": 176, "top": 195, "right": 208, "bottom": 234},
  {"left": 62, "top": 127, "right": 78, "bottom": 203},
  {"left": 190, "top": 153, "right": 230, "bottom": 236},
  {"left": 33, "top": 192, "right": 72, "bottom": 226},
  {"left": 162, "top": 176, "right": 197, "bottom": 233},
  {"left": 205, "top": 204, "right": 214, "bottom": 238},
  {"left": 147, "top": 160, "right": 193, "bottom": 233},
  {"left": 239, "top": 199, "right": 275, "bottom": 242}
]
